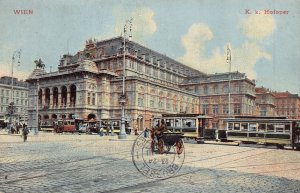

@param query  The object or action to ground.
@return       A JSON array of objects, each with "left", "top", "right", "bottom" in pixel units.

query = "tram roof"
[
  {"left": 159, "top": 113, "right": 213, "bottom": 119},
  {"left": 222, "top": 117, "right": 300, "bottom": 123}
]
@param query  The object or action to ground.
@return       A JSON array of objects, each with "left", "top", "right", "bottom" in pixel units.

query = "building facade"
[
  {"left": 0, "top": 76, "right": 28, "bottom": 128},
  {"left": 273, "top": 91, "right": 300, "bottom": 119},
  {"left": 180, "top": 72, "right": 256, "bottom": 129},
  {"left": 255, "top": 87, "right": 275, "bottom": 116},
  {"left": 26, "top": 37, "right": 256, "bottom": 131},
  {"left": 27, "top": 37, "right": 203, "bottom": 130}
]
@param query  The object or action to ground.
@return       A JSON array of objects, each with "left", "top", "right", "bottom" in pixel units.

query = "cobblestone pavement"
[{"left": 0, "top": 132, "right": 300, "bottom": 193}]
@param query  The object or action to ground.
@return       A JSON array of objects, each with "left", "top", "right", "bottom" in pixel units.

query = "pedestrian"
[
  {"left": 106, "top": 126, "right": 109, "bottom": 136},
  {"left": 99, "top": 127, "right": 104, "bottom": 136},
  {"left": 134, "top": 128, "right": 138, "bottom": 135},
  {"left": 22, "top": 125, "right": 29, "bottom": 142},
  {"left": 144, "top": 127, "right": 149, "bottom": 138},
  {"left": 110, "top": 125, "right": 114, "bottom": 136}
]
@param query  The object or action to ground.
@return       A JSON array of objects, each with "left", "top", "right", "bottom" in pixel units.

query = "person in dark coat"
[{"left": 22, "top": 125, "right": 29, "bottom": 142}]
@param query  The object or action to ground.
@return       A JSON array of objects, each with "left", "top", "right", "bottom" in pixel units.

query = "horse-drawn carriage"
[
  {"left": 150, "top": 132, "right": 184, "bottom": 154},
  {"left": 150, "top": 119, "right": 184, "bottom": 155}
]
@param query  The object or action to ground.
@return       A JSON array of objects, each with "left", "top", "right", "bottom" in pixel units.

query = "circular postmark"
[{"left": 132, "top": 132, "right": 185, "bottom": 179}]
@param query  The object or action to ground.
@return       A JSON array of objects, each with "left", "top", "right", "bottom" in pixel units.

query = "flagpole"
[{"left": 227, "top": 45, "right": 231, "bottom": 117}]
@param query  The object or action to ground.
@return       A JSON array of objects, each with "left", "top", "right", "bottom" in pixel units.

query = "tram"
[
  {"left": 40, "top": 120, "right": 55, "bottom": 132},
  {"left": 152, "top": 113, "right": 212, "bottom": 142},
  {"left": 224, "top": 116, "right": 300, "bottom": 149},
  {"left": 100, "top": 118, "right": 132, "bottom": 134},
  {"left": 55, "top": 119, "right": 84, "bottom": 133}
]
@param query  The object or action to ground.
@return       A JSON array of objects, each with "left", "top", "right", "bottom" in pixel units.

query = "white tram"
[
  {"left": 152, "top": 113, "right": 212, "bottom": 142},
  {"left": 224, "top": 116, "right": 300, "bottom": 149}
]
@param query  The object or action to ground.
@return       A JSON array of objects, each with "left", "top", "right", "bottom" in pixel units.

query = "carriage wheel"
[
  {"left": 158, "top": 138, "right": 165, "bottom": 154},
  {"left": 176, "top": 139, "right": 184, "bottom": 155}
]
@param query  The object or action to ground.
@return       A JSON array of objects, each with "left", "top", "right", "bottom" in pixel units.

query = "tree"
[{"left": 34, "top": 58, "right": 45, "bottom": 69}]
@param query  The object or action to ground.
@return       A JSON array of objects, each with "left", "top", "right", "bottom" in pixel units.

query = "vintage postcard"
[{"left": 0, "top": 0, "right": 299, "bottom": 192}]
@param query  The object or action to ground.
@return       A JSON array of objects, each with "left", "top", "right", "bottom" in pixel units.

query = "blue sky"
[{"left": 0, "top": 0, "right": 299, "bottom": 94}]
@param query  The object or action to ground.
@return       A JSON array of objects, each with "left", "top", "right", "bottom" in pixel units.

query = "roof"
[{"left": 272, "top": 91, "right": 299, "bottom": 98}]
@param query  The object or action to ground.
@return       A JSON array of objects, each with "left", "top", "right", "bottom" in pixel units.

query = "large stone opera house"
[{"left": 26, "top": 37, "right": 256, "bottom": 131}]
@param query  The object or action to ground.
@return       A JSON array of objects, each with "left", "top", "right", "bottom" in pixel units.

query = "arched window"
[{"left": 70, "top": 84, "right": 76, "bottom": 107}]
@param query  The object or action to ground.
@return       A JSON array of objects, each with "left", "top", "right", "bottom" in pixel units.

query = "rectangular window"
[
  {"left": 249, "top": 124, "right": 257, "bottom": 131},
  {"left": 150, "top": 96, "right": 155, "bottom": 108},
  {"left": 267, "top": 124, "right": 274, "bottom": 132},
  {"left": 166, "top": 73, "right": 171, "bottom": 81},
  {"left": 87, "top": 93, "right": 91, "bottom": 105},
  {"left": 223, "top": 104, "right": 228, "bottom": 114},
  {"left": 234, "top": 104, "right": 241, "bottom": 114},
  {"left": 160, "top": 71, "right": 165, "bottom": 80},
  {"left": 212, "top": 104, "right": 219, "bottom": 114},
  {"left": 92, "top": 93, "right": 96, "bottom": 105},
  {"left": 258, "top": 124, "right": 266, "bottom": 132},
  {"left": 166, "top": 102, "right": 170, "bottom": 111},
  {"left": 202, "top": 104, "right": 209, "bottom": 114},
  {"left": 241, "top": 123, "right": 248, "bottom": 131},
  {"left": 153, "top": 68, "right": 158, "bottom": 77},
  {"left": 234, "top": 123, "right": 240, "bottom": 130},
  {"left": 138, "top": 98, "right": 144, "bottom": 107},
  {"left": 138, "top": 64, "right": 143, "bottom": 72}
]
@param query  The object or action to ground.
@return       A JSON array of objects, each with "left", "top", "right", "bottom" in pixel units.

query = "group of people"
[
  {"left": 98, "top": 126, "right": 114, "bottom": 136},
  {"left": 5, "top": 122, "right": 29, "bottom": 142}
]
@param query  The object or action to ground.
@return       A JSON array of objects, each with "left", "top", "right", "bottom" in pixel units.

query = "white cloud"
[
  {"left": 241, "top": 14, "right": 276, "bottom": 40},
  {"left": 178, "top": 23, "right": 273, "bottom": 79},
  {"left": 113, "top": 6, "right": 157, "bottom": 42}
]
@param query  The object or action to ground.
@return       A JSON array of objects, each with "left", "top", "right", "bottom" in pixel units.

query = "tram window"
[
  {"left": 234, "top": 123, "right": 240, "bottom": 130},
  {"left": 183, "top": 119, "right": 196, "bottom": 128},
  {"left": 64, "top": 121, "right": 68, "bottom": 125},
  {"left": 166, "top": 119, "right": 172, "bottom": 127},
  {"left": 153, "top": 119, "right": 160, "bottom": 127},
  {"left": 275, "top": 125, "right": 284, "bottom": 132},
  {"left": 267, "top": 124, "right": 274, "bottom": 132},
  {"left": 71, "top": 122, "right": 75, "bottom": 125},
  {"left": 284, "top": 124, "right": 290, "bottom": 133},
  {"left": 175, "top": 119, "right": 181, "bottom": 127},
  {"left": 249, "top": 124, "right": 257, "bottom": 131},
  {"left": 258, "top": 124, "right": 266, "bottom": 132},
  {"left": 241, "top": 123, "right": 248, "bottom": 131},
  {"left": 228, "top": 123, "right": 233, "bottom": 130}
]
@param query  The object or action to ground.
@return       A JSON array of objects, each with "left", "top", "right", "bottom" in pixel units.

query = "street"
[{"left": 0, "top": 132, "right": 300, "bottom": 193}]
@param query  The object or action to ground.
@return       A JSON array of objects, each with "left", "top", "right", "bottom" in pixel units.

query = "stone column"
[
  {"left": 67, "top": 86, "right": 71, "bottom": 107},
  {"left": 58, "top": 89, "right": 63, "bottom": 107},
  {"left": 49, "top": 88, "right": 53, "bottom": 108}
]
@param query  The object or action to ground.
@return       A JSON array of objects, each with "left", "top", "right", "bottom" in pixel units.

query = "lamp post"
[
  {"left": 8, "top": 50, "right": 21, "bottom": 134},
  {"left": 35, "top": 78, "right": 39, "bottom": 135},
  {"left": 119, "top": 18, "right": 132, "bottom": 139}
]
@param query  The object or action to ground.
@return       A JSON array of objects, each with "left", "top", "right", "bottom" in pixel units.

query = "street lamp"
[
  {"left": 119, "top": 18, "right": 132, "bottom": 139},
  {"left": 35, "top": 78, "right": 39, "bottom": 135},
  {"left": 8, "top": 49, "right": 21, "bottom": 134}
]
